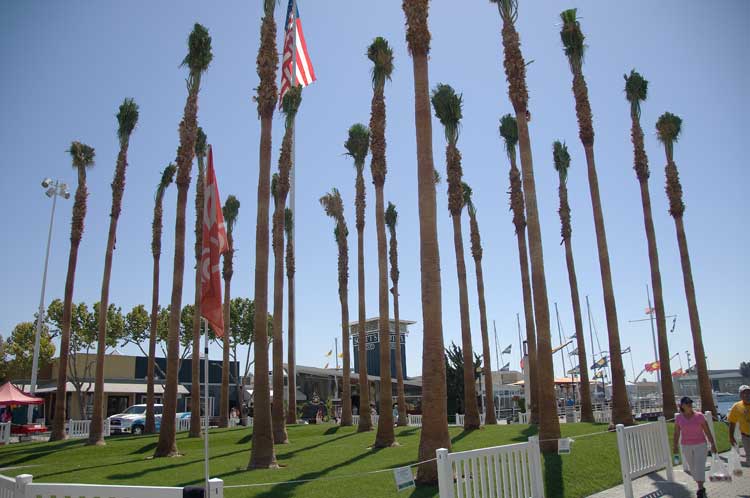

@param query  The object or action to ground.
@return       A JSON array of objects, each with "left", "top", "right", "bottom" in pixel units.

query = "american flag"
[{"left": 279, "top": 0, "right": 316, "bottom": 104}]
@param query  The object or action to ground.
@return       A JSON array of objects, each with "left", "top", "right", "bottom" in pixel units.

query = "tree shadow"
[
  {"left": 236, "top": 433, "right": 253, "bottom": 445},
  {"left": 277, "top": 431, "right": 357, "bottom": 460},
  {"left": 542, "top": 453, "right": 564, "bottom": 498},
  {"left": 450, "top": 430, "right": 472, "bottom": 446},
  {"left": 511, "top": 424, "right": 538, "bottom": 443},
  {"left": 323, "top": 426, "right": 342, "bottom": 435},
  {"left": 104, "top": 447, "right": 249, "bottom": 480}
]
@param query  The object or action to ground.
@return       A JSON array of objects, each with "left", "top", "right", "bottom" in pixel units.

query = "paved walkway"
[{"left": 589, "top": 450, "right": 750, "bottom": 498}]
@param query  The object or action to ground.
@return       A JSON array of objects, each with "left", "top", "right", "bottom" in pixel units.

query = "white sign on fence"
[
  {"left": 393, "top": 466, "right": 415, "bottom": 492},
  {"left": 558, "top": 437, "right": 571, "bottom": 455}
]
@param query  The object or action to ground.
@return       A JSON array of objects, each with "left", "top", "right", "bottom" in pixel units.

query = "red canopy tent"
[{"left": 0, "top": 382, "right": 44, "bottom": 405}]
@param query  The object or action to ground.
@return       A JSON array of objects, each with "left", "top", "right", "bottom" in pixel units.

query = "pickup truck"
[{"left": 107, "top": 404, "right": 191, "bottom": 435}]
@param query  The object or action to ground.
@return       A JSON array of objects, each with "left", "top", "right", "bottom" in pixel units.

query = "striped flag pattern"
[{"left": 279, "top": 0, "right": 316, "bottom": 104}]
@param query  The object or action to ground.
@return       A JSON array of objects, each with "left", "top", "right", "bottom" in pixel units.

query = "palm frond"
[
  {"left": 320, "top": 188, "right": 344, "bottom": 221},
  {"left": 431, "top": 83, "right": 463, "bottom": 144},
  {"left": 624, "top": 70, "right": 648, "bottom": 118},
  {"left": 156, "top": 163, "right": 177, "bottom": 198},
  {"left": 181, "top": 23, "right": 213, "bottom": 75},
  {"left": 461, "top": 181, "right": 474, "bottom": 212},
  {"left": 384, "top": 201, "right": 398, "bottom": 229},
  {"left": 656, "top": 112, "right": 682, "bottom": 145},
  {"left": 116, "top": 98, "right": 139, "bottom": 144},
  {"left": 492, "top": 0, "right": 518, "bottom": 24},
  {"left": 284, "top": 207, "right": 293, "bottom": 237},
  {"left": 367, "top": 36, "right": 394, "bottom": 90},
  {"left": 222, "top": 194, "right": 241, "bottom": 234},
  {"left": 434, "top": 169, "right": 442, "bottom": 184},
  {"left": 271, "top": 172, "right": 280, "bottom": 207},
  {"left": 559, "top": 9, "right": 586, "bottom": 69},
  {"left": 282, "top": 85, "right": 303, "bottom": 128},
  {"left": 552, "top": 140, "right": 571, "bottom": 182},
  {"left": 68, "top": 141, "right": 96, "bottom": 169},
  {"left": 195, "top": 127, "right": 208, "bottom": 158},
  {"left": 344, "top": 123, "right": 370, "bottom": 168},
  {"left": 498, "top": 113, "right": 518, "bottom": 159}
]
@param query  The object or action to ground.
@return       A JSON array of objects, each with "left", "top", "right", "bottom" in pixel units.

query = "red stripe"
[{"left": 295, "top": 20, "right": 315, "bottom": 83}]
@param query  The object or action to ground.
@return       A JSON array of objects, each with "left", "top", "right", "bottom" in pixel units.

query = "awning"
[
  {"left": 33, "top": 382, "right": 189, "bottom": 395},
  {"left": 0, "top": 382, "right": 44, "bottom": 405}
]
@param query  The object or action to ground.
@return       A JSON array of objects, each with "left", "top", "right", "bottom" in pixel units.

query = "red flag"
[
  {"left": 644, "top": 361, "right": 660, "bottom": 373},
  {"left": 200, "top": 146, "right": 228, "bottom": 336}
]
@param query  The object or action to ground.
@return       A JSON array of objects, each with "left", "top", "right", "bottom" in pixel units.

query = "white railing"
[
  {"left": 1, "top": 473, "right": 224, "bottom": 498},
  {"left": 615, "top": 416, "right": 673, "bottom": 498},
  {"left": 66, "top": 420, "right": 110, "bottom": 439},
  {"left": 454, "top": 414, "right": 487, "bottom": 426},
  {"left": 518, "top": 412, "right": 529, "bottom": 424},
  {"left": 175, "top": 418, "right": 191, "bottom": 432},
  {"left": 436, "top": 436, "right": 544, "bottom": 498},
  {"left": 228, "top": 417, "right": 240, "bottom": 428},
  {"left": 408, "top": 414, "right": 422, "bottom": 427},
  {"left": 0, "top": 422, "right": 9, "bottom": 445},
  {"left": 351, "top": 415, "right": 360, "bottom": 425},
  {"left": 594, "top": 409, "right": 612, "bottom": 424}
]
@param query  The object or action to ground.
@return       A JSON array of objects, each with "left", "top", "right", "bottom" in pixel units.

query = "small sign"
[
  {"left": 558, "top": 438, "right": 571, "bottom": 455},
  {"left": 394, "top": 466, "right": 415, "bottom": 492}
]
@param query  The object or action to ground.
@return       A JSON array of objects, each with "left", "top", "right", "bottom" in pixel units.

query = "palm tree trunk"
[
  {"left": 563, "top": 237, "right": 594, "bottom": 422},
  {"left": 392, "top": 281, "right": 407, "bottom": 427},
  {"left": 515, "top": 114, "right": 560, "bottom": 451},
  {"left": 410, "top": 48, "right": 451, "bottom": 484},
  {"left": 473, "top": 255, "right": 497, "bottom": 425},
  {"left": 338, "top": 236, "right": 353, "bottom": 427},
  {"left": 509, "top": 157, "right": 538, "bottom": 425},
  {"left": 50, "top": 172, "right": 86, "bottom": 441},
  {"left": 271, "top": 207, "right": 288, "bottom": 444},
  {"left": 451, "top": 214, "right": 480, "bottom": 430},
  {"left": 248, "top": 112, "right": 277, "bottom": 468},
  {"left": 189, "top": 166, "right": 204, "bottom": 438},
  {"left": 286, "top": 235, "right": 297, "bottom": 425},
  {"left": 582, "top": 144, "right": 633, "bottom": 425},
  {"left": 219, "top": 257, "right": 232, "bottom": 428},
  {"left": 90, "top": 143, "right": 130, "bottom": 446},
  {"left": 356, "top": 217, "right": 372, "bottom": 432},
  {"left": 146, "top": 252, "right": 160, "bottom": 433},
  {"left": 155, "top": 83, "right": 200, "bottom": 458},
  {"left": 674, "top": 215, "right": 714, "bottom": 414},
  {"left": 638, "top": 177, "right": 676, "bottom": 415},
  {"left": 373, "top": 185, "right": 395, "bottom": 447}
]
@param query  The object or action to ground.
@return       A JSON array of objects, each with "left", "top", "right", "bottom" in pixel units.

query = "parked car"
[{"left": 107, "top": 404, "right": 190, "bottom": 435}]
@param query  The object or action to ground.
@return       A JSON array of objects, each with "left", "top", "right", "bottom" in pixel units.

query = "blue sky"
[{"left": 1, "top": 1, "right": 747, "bottom": 381}]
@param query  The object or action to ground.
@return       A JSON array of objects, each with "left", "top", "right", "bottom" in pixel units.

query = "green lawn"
[{"left": 0, "top": 422, "right": 731, "bottom": 498}]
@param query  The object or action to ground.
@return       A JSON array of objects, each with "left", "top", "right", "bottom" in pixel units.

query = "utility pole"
[{"left": 492, "top": 320, "right": 500, "bottom": 375}]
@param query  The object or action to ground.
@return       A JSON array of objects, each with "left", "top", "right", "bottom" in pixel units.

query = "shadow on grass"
[
  {"left": 450, "top": 430, "right": 472, "bottom": 446},
  {"left": 511, "top": 424, "right": 538, "bottom": 443},
  {"left": 543, "top": 453, "right": 564, "bottom": 498},
  {"left": 277, "top": 431, "right": 357, "bottom": 460},
  {"left": 130, "top": 442, "right": 157, "bottom": 455},
  {"left": 323, "top": 426, "right": 342, "bottom": 435},
  {"left": 396, "top": 427, "right": 420, "bottom": 437},
  {"left": 236, "top": 433, "right": 253, "bottom": 445},
  {"left": 204, "top": 444, "right": 383, "bottom": 497},
  {"left": 32, "top": 456, "right": 149, "bottom": 480},
  {"left": 104, "top": 447, "right": 249, "bottom": 481}
]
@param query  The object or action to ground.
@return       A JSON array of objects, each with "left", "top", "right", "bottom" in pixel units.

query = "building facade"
[{"left": 350, "top": 317, "right": 414, "bottom": 378}]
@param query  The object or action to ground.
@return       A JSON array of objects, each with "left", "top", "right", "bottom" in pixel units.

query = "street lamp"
[{"left": 28, "top": 178, "right": 70, "bottom": 421}]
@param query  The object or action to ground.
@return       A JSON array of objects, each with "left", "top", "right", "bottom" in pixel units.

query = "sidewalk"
[{"left": 588, "top": 453, "right": 750, "bottom": 498}]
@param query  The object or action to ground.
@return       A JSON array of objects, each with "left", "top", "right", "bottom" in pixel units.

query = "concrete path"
[{"left": 588, "top": 453, "right": 750, "bottom": 498}]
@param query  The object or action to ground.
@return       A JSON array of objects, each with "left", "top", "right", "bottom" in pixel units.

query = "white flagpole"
[
  {"left": 288, "top": 0, "right": 298, "bottom": 416},
  {"left": 203, "top": 318, "right": 210, "bottom": 494}
]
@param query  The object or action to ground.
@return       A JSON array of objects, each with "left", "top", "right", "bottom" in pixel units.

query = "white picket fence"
[
  {"left": 175, "top": 417, "right": 191, "bottom": 432},
  {"left": 0, "top": 473, "right": 224, "bottom": 498},
  {"left": 594, "top": 409, "right": 612, "bottom": 424},
  {"left": 518, "top": 412, "right": 529, "bottom": 424},
  {"left": 66, "top": 419, "right": 110, "bottom": 439},
  {"left": 0, "top": 422, "right": 9, "bottom": 445},
  {"left": 408, "top": 414, "right": 422, "bottom": 427},
  {"left": 228, "top": 417, "right": 240, "bottom": 427},
  {"left": 436, "top": 436, "right": 544, "bottom": 498},
  {"left": 455, "top": 414, "right": 488, "bottom": 427},
  {"left": 615, "top": 416, "right": 673, "bottom": 498}
]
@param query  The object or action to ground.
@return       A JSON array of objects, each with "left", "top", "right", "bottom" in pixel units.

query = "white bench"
[
  {"left": 0, "top": 473, "right": 224, "bottom": 498},
  {"left": 615, "top": 416, "right": 673, "bottom": 498},
  {"left": 436, "top": 436, "right": 544, "bottom": 498},
  {"left": 0, "top": 422, "right": 9, "bottom": 445}
]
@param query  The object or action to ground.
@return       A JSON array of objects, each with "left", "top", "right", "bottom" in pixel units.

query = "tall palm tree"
[
  {"left": 552, "top": 140, "right": 594, "bottom": 423},
  {"left": 344, "top": 123, "right": 372, "bottom": 432},
  {"left": 492, "top": 0, "right": 560, "bottom": 450},
  {"left": 462, "top": 183, "right": 497, "bottom": 425},
  {"left": 368, "top": 36, "right": 396, "bottom": 447},
  {"left": 145, "top": 163, "right": 177, "bottom": 434},
  {"left": 89, "top": 99, "right": 139, "bottom": 446},
  {"left": 285, "top": 207, "right": 297, "bottom": 425},
  {"left": 656, "top": 112, "right": 715, "bottom": 415},
  {"left": 499, "top": 114, "right": 538, "bottom": 425},
  {"left": 271, "top": 86, "right": 302, "bottom": 444},
  {"left": 154, "top": 23, "right": 212, "bottom": 458},
  {"left": 625, "top": 72, "right": 676, "bottom": 416},
  {"left": 219, "top": 195, "right": 240, "bottom": 428},
  {"left": 320, "top": 189, "right": 353, "bottom": 426},
  {"left": 559, "top": 9, "right": 633, "bottom": 426},
  {"left": 248, "top": 0, "right": 279, "bottom": 469},
  {"left": 385, "top": 202, "right": 407, "bottom": 427},
  {"left": 431, "top": 83, "right": 480, "bottom": 431},
  {"left": 402, "top": 0, "right": 450, "bottom": 483},
  {"left": 188, "top": 127, "right": 207, "bottom": 438},
  {"left": 50, "top": 141, "right": 95, "bottom": 441}
]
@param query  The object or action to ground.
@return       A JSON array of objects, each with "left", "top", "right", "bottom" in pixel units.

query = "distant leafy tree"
[
  {"left": 444, "top": 342, "right": 481, "bottom": 418},
  {"left": 3, "top": 322, "right": 55, "bottom": 381}
]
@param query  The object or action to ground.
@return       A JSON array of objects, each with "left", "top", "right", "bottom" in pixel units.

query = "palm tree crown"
[
  {"left": 223, "top": 195, "right": 240, "bottom": 235},
  {"left": 560, "top": 9, "right": 586, "bottom": 70},
  {"left": 344, "top": 124, "right": 370, "bottom": 168},
  {"left": 117, "top": 99, "right": 139, "bottom": 146},
  {"left": 385, "top": 201, "right": 398, "bottom": 232},
  {"left": 368, "top": 37, "right": 394, "bottom": 89},
  {"left": 657, "top": 112, "right": 684, "bottom": 217},
  {"left": 552, "top": 140, "right": 571, "bottom": 181},
  {"left": 195, "top": 127, "right": 207, "bottom": 158},
  {"left": 431, "top": 83, "right": 462, "bottom": 144},
  {"left": 69, "top": 142, "right": 96, "bottom": 170},
  {"left": 553, "top": 140, "right": 572, "bottom": 243},
  {"left": 656, "top": 112, "right": 682, "bottom": 157},
  {"left": 282, "top": 85, "right": 303, "bottom": 129},
  {"left": 182, "top": 23, "right": 213, "bottom": 83},
  {"left": 498, "top": 113, "right": 518, "bottom": 159},
  {"left": 624, "top": 69, "right": 648, "bottom": 118}
]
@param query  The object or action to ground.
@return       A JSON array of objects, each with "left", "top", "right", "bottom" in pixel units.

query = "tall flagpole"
[
  {"left": 288, "top": 0, "right": 298, "bottom": 419},
  {"left": 203, "top": 318, "right": 210, "bottom": 494}
]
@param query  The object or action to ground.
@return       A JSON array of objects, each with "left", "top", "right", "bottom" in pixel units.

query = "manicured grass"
[{"left": 0, "top": 421, "right": 731, "bottom": 498}]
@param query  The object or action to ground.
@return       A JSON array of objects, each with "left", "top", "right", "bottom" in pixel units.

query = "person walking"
[
  {"left": 674, "top": 396, "right": 718, "bottom": 498},
  {"left": 728, "top": 384, "right": 750, "bottom": 465}
]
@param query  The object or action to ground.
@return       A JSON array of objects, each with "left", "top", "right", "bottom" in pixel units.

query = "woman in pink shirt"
[{"left": 673, "top": 396, "right": 717, "bottom": 498}]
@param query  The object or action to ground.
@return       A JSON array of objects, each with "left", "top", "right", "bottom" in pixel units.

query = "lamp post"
[{"left": 28, "top": 178, "right": 70, "bottom": 421}]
